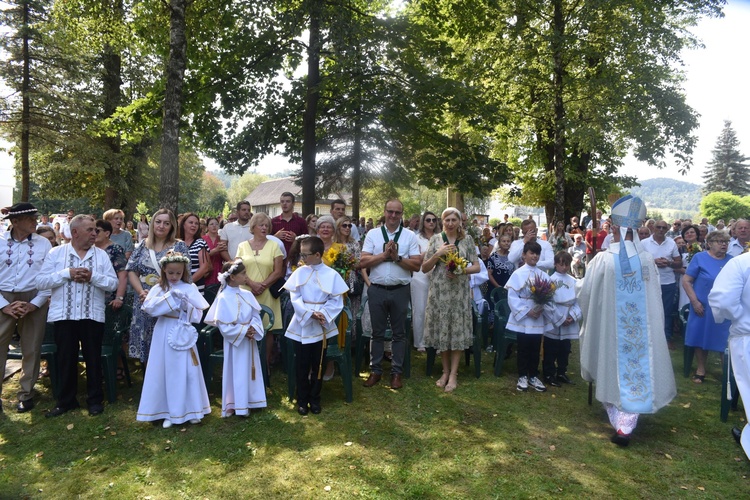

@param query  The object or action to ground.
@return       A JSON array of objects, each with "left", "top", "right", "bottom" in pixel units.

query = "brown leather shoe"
[
  {"left": 363, "top": 373, "right": 382, "bottom": 387},
  {"left": 390, "top": 373, "right": 403, "bottom": 390}
]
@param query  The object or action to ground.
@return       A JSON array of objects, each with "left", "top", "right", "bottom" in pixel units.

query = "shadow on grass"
[{"left": 0, "top": 342, "right": 747, "bottom": 498}]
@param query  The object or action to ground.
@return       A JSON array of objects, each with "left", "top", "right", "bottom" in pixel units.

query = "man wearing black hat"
[{"left": 0, "top": 203, "right": 52, "bottom": 413}]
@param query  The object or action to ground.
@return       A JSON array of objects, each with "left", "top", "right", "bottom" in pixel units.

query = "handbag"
[{"left": 269, "top": 277, "right": 287, "bottom": 299}]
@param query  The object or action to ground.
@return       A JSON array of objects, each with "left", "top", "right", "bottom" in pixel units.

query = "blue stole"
[{"left": 614, "top": 250, "right": 654, "bottom": 413}]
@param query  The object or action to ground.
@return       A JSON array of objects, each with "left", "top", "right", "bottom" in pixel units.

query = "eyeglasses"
[
  {"left": 386, "top": 210, "right": 403, "bottom": 216},
  {"left": 95, "top": 228, "right": 102, "bottom": 234},
  {"left": 299, "top": 253, "right": 313, "bottom": 259},
  {"left": 655, "top": 225, "right": 669, "bottom": 230},
  {"left": 340, "top": 223, "right": 352, "bottom": 228},
  {"left": 425, "top": 218, "right": 437, "bottom": 223}
]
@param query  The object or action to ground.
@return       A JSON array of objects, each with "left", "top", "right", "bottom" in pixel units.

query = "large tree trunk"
[
  {"left": 20, "top": 0, "right": 30, "bottom": 202},
  {"left": 551, "top": 0, "right": 566, "bottom": 226},
  {"left": 159, "top": 0, "right": 188, "bottom": 213},
  {"left": 102, "top": 2, "right": 123, "bottom": 210},
  {"left": 301, "top": 0, "right": 322, "bottom": 217},
  {"left": 351, "top": 110, "right": 362, "bottom": 220}
]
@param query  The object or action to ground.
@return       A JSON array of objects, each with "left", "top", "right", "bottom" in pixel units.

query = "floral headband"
[
  {"left": 295, "top": 234, "right": 312, "bottom": 241},
  {"left": 159, "top": 250, "right": 190, "bottom": 267},
  {"left": 218, "top": 258, "right": 244, "bottom": 287}
]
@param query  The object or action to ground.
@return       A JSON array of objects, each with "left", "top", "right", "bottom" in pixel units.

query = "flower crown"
[
  {"left": 218, "top": 258, "right": 244, "bottom": 287},
  {"left": 295, "top": 234, "right": 312, "bottom": 241},
  {"left": 159, "top": 250, "right": 190, "bottom": 266}
]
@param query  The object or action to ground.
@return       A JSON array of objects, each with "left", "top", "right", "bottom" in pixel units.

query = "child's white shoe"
[
  {"left": 189, "top": 418, "right": 201, "bottom": 425},
  {"left": 162, "top": 419, "right": 172, "bottom": 428}
]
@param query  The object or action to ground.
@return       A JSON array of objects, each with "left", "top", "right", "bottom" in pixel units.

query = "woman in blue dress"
[
  {"left": 682, "top": 231, "right": 732, "bottom": 383},
  {"left": 126, "top": 209, "right": 189, "bottom": 366}
]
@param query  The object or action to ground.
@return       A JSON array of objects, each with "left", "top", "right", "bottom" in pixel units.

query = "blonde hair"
[
  {"left": 146, "top": 209, "right": 178, "bottom": 249},
  {"left": 441, "top": 207, "right": 465, "bottom": 240},
  {"left": 102, "top": 209, "right": 124, "bottom": 222},
  {"left": 248, "top": 212, "right": 272, "bottom": 234},
  {"left": 335, "top": 216, "right": 355, "bottom": 244}
]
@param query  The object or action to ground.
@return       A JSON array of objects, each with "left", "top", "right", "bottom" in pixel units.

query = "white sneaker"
[
  {"left": 528, "top": 376, "right": 547, "bottom": 392},
  {"left": 189, "top": 419, "right": 200, "bottom": 425},
  {"left": 516, "top": 376, "right": 528, "bottom": 392},
  {"left": 162, "top": 419, "right": 172, "bottom": 428}
]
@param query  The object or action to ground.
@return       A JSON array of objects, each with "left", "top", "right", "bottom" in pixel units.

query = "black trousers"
[
  {"left": 294, "top": 339, "right": 327, "bottom": 408},
  {"left": 54, "top": 319, "right": 104, "bottom": 409},
  {"left": 542, "top": 337, "right": 571, "bottom": 379},
  {"left": 515, "top": 332, "right": 542, "bottom": 378}
]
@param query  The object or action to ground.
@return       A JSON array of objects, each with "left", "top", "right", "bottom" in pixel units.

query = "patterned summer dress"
[
  {"left": 423, "top": 235, "right": 478, "bottom": 351},
  {"left": 126, "top": 240, "right": 189, "bottom": 363}
]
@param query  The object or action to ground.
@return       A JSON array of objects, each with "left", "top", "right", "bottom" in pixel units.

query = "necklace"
[{"left": 6, "top": 233, "right": 34, "bottom": 267}]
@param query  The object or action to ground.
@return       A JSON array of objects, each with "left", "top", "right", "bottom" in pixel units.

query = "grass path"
[{"left": 1, "top": 345, "right": 747, "bottom": 498}]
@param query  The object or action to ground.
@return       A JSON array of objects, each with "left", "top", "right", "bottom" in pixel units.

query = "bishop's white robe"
[{"left": 577, "top": 241, "right": 676, "bottom": 414}]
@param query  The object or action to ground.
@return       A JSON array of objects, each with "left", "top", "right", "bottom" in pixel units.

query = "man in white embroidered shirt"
[
  {"left": 0, "top": 203, "right": 52, "bottom": 413},
  {"left": 37, "top": 215, "right": 118, "bottom": 417}
]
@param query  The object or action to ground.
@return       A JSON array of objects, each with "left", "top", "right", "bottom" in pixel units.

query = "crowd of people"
[{"left": 3, "top": 197, "right": 750, "bottom": 457}]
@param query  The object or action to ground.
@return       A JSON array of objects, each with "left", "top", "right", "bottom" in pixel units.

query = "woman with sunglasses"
[
  {"left": 96, "top": 219, "right": 130, "bottom": 380},
  {"left": 411, "top": 211, "right": 440, "bottom": 352},
  {"left": 317, "top": 216, "right": 363, "bottom": 380}
]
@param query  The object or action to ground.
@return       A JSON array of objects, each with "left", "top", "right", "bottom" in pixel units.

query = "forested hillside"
[{"left": 629, "top": 178, "right": 701, "bottom": 214}]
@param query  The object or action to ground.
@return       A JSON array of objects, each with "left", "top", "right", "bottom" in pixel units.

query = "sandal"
[
  {"left": 692, "top": 374, "right": 705, "bottom": 384},
  {"left": 116, "top": 368, "right": 125, "bottom": 381}
]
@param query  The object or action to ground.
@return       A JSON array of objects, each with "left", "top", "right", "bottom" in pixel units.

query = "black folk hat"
[{"left": 1, "top": 202, "right": 39, "bottom": 220}]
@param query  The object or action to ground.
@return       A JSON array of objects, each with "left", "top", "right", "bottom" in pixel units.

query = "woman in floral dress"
[
  {"left": 421, "top": 207, "right": 480, "bottom": 393},
  {"left": 126, "top": 209, "right": 189, "bottom": 365}
]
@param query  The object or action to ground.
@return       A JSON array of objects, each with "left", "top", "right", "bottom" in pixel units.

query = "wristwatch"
[
  {"left": 397, "top": 256, "right": 402, "bottom": 263},
  {"left": 116, "top": 296, "right": 125, "bottom": 301}
]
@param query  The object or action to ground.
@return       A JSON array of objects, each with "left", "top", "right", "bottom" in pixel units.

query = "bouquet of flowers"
[
  {"left": 441, "top": 251, "right": 470, "bottom": 275},
  {"left": 324, "top": 244, "right": 357, "bottom": 280},
  {"left": 527, "top": 274, "right": 556, "bottom": 306},
  {"left": 686, "top": 242, "right": 702, "bottom": 263}
]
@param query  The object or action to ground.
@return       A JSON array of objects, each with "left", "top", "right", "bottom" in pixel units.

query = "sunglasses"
[
  {"left": 655, "top": 225, "right": 669, "bottom": 230},
  {"left": 95, "top": 228, "right": 102, "bottom": 234},
  {"left": 340, "top": 223, "right": 352, "bottom": 228},
  {"left": 425, "top": 218, "right": 437, "bottom": 223},
  {"left": 386, "top": 210, "right": 403, "bottom": 216}
]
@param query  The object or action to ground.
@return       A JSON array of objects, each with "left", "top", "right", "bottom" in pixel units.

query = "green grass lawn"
[{"left": 1, "top": 343, "right": 747, "bottom": 498}]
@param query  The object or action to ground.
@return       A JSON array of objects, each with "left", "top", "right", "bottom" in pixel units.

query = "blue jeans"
[{"left": 661, "top": 282, "right": 677, "bottom": 341}]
